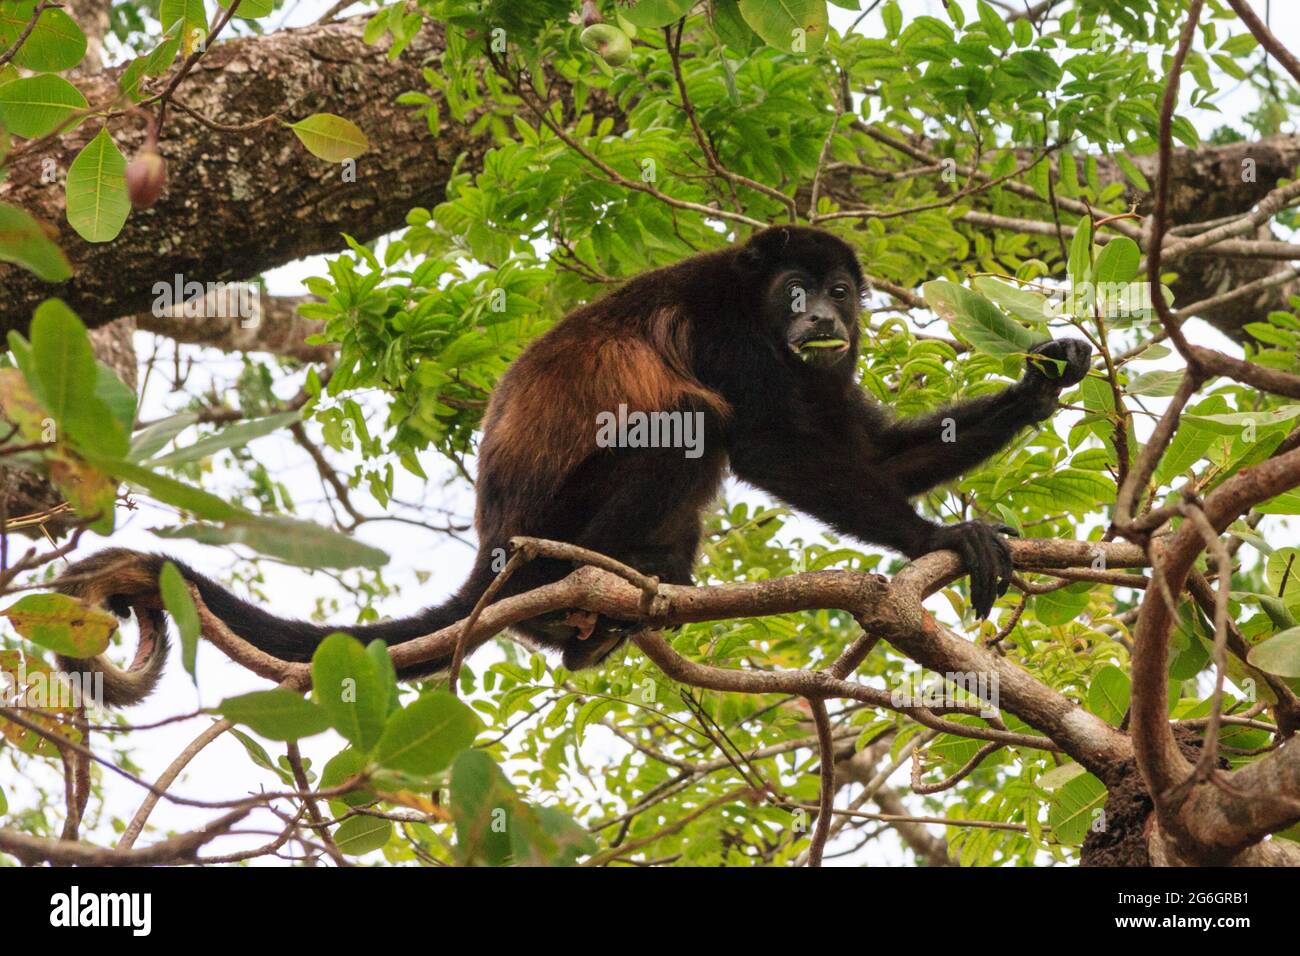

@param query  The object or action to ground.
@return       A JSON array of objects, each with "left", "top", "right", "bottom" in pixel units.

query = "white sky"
[{"left": 4, "top": 0, "right": 1296, "bottom": 866}]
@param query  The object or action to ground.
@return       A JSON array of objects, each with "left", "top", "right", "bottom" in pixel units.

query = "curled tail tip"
[
  {"left": 54, "top": 549, "right": 172, "bottom": 708},
  {"left": 59, "top": 610, "right": 171, "bottom": 708}
]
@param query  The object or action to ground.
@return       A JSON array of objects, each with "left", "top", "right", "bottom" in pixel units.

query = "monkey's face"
[{"left": 767, "top": 267, "right": 860, "bottom": 372}]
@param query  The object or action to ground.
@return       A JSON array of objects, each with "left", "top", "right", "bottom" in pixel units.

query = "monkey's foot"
[{"left": 562, "top": 609, "right": 600, "bottom": 640}]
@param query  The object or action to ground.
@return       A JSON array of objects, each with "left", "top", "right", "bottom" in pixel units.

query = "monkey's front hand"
[
  {"left": 924, "top": 521, "right": 1015, "bottom": 619},
  {"left": 1023, "top": 339, "right": 1092, "bottom": 390},
  {"left": 1018, "top": 339, "right": 1092, "bottom": 421}
]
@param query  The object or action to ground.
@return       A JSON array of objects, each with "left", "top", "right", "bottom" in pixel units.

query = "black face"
[{"left": 766, "top": 266, "right": 860, "bottom": 371}]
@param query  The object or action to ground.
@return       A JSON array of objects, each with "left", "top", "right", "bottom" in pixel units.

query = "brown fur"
[{"left": 479, "top": 307, "right": 728, "bottom": 502}]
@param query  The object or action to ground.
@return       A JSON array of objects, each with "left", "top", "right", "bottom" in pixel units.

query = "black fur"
[{"left": 62, "top": 226, "right": 1090, "bottom": 694}]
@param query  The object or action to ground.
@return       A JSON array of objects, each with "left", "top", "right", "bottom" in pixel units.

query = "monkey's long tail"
[{"left": 55, "top": 548, "right": 482, "bottom": 707}]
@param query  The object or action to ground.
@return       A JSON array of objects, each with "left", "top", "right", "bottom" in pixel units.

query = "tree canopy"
[{"left": 1, "top": 0, "right": 1300, "bottom": 868}]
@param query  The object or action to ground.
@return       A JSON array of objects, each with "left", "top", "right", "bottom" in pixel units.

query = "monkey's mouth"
[{"left": 792, "top": 335, "right": 850, "bottom": 358}]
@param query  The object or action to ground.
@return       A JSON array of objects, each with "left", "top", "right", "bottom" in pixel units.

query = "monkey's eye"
[
  {"left": 829, "top": 284, "right": 850, "bottom": 300},
  {"left": 785, "top": 280, "right": 805, "bottom": 298}
]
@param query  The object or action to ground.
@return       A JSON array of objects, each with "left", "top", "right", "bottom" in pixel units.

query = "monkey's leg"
[{"left": 559, "top": 546, "right": 696, "bottom": 671}]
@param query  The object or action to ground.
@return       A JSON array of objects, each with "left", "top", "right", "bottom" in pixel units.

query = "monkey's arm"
[
  {"left": 728, "top": 414, "right": 1012, "bottom": 617},
  {"left": 873, "top": 339, "right": 1091, "bottom": 496}
]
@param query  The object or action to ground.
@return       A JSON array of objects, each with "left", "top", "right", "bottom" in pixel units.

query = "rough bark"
[
  {"left": 0, "top": 16, "right": 456, "bottom": 335},
  {"left": 136, "top": 294, "right": 333, "bottom": 363},
  {"left": 1125, "top": 135, "right": 1300, "bottom": 339}
]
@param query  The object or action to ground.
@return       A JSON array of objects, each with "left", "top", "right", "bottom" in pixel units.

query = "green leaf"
[
  {"left": 1092, "top": 237, "right": 1140, "bottom": 285},
  {"left": 66, "top": 128, "right": 130, "bottom": 242},
  {"left": 513, "top": 805, "right": 597, "bottom": 866},
  {"left": 970, "top": 277, "right": 1048, "bottom": 324},
  {"left": 1185, "top": 405, "right": 1300, "bottom": 433},
  {"left": 1038, "top": 762, "right": 1085, "bottom": 792},
  {"left": 619, "top": 0, "right": 694, "bottom": 29},
  {"left": 154, "top": 513, "right": 389, "bottom": 569},
  {"left": 922, "top": 280, "right": 1042, "bottom": 356},
  {"left": 159, "top": 561, "right": 200, "bottom": 682},
  {"left": 366, "top": 638, "right": 400, "bottom": 715},
  {"left": 712, "top": 0, "right": 758, "bottom": 50},
  {"left": 0, "top": 202, "right": 72, "bottom": 281},
  {"left": 128, "top": 411, "right": 200, "bottom": 461},
  {"left": 880, "top": 0, "right": 902, "bottom": 37},
  {"left": 1170, "top": 603, "right": 1211, "bottom": 680},
  {"left": 1087, "top": 665, "right": 1131, "bottom": 726},
  {"left": 450, "top": 749, "right": 515, "bottom": 866},
  {"left": 1266, "top": 548, "right": 1300, "bottom": 614},
  {"left": 1126, "top": 369, "right": 1184, "bottom": 397},
  {"left": 976, "top": 1, "right": 1012, "bottom": 50},
  {"left": 1112, "top": 152, "right": 1150, "bottom": 192},
  {"left": 1247, "top": 627, "right": 1300, "bottom": 678},
  {"left": 29, "top": 299, "right": 129, "bottom": 457},
  {"left": 0, "top": 73, "right": 86, "bottom": 138},
  {"left": 1067, "top": 214, "right": 1093, "bottom": 287},
  {"left": 312, "top": 633, "right": 389, "bottom": 752},
  {"left": 1255, "top": 594, "right": 1298, "bottom": 632},
  {"left": 1257, "top": 489, "right": 1300, "bottom": 515},
  {"left": 159, "top": 0, "right": 207, "bottom": 53},
  {"left": 372, "top": 691, "right": 481, "bottom": 776},
  {"left": 95, "top": 362, "right": 137, "bottom": 437},
  {"left": 217, "top": 0, "right": 275, "bottom": 19},
  {"left": 218, "top": 689, "right": 332, "bottom": 741},
  {"left": 737, "top": 0, "right": 828, "bottom": 53},
  {"left": 1048, "top": 771, "right": 1106, "bottom": 846},
  {"left": 1220, "top": 33, "right": 1257, "bottom": 55},
  {"left": 147, "top": 410, "right": 302, "bottom": 469},
  {"left": 87, "top": 454, "right": 241, "bottom": 520},
  {"left": 0, "top": 593, "right": 116, "bottom": 656},
  {"left": 0, "top": 2, "right": 86, "bottom": 72},
  {"left": 333, "top": 814, "right": 392, "bottom": 855},
  {"left": 322, "top": 747, "right": 376, "bottom": 816},
  {"left": 121, "top": 29, "right": 184, "bottom": 102},
  {"left": 229, "top": 727, "right": 294, "bottom": 783},
  {"left": 1035, "top": 581, "right": 1091, "bottom": 627},
  {"left": 289, "top": 113, "right": 369, "bottom": 163},
  {"left": 1003, "top": 49, "right": 1061, "bottom": 87}
]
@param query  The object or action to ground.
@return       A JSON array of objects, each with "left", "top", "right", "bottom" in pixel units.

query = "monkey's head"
[{"left": 740, "top": 226, "right": 864, "bottom": 374}]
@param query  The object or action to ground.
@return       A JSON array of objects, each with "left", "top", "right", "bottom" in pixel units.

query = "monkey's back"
[{"left": 473, "top": 250, "right": 736, "bottom": 548}]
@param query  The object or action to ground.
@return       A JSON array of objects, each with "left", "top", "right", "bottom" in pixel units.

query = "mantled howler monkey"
[{"left": 60, "top": 226, "right": 1090, "bottom": 705}]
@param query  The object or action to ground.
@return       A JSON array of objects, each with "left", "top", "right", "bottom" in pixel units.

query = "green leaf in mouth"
[{"left": 797, "top": 338, "right": 848, "bottom": 351}]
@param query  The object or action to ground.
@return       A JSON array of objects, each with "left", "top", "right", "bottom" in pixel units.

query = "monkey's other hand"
[
  {"left": 924, "top": 521, "right": 1014, "bottom": 619},
  {"left": 1023, "top": 338, "right": 1092, "bottom": 391}
]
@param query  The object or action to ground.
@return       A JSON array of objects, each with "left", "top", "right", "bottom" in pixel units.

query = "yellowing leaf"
[
  {"left": 1, "top": 592, "right": 117, "bottom": 657},
  {"left": 0, "top": 202, "right": 72, "bottom": 281},
  {"left": 289, "top": 113, "right": 369, "bottom": 163}
]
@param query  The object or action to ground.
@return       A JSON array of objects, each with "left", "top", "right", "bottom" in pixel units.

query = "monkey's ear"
[
  {"left": 737, "top": 242, "right": 765, "bottom": 273},
  {"left": 738, "top": 226, "right": 789, "bottom": 271}
]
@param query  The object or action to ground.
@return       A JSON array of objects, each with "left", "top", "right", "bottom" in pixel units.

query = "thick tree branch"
[
  {"left": 137, "top": 293, "right": 334, "bottom": 362},
  {"left": 0, "top": 16, "right": 452, "bottom": 333}
]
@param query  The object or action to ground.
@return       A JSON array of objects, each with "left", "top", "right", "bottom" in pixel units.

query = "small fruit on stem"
[
  {"left": 126, "top": 148, "right": 167, "bottom": 210},
  {"left": 580, "top": 23, "right": 632, "bottom": 65}
]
